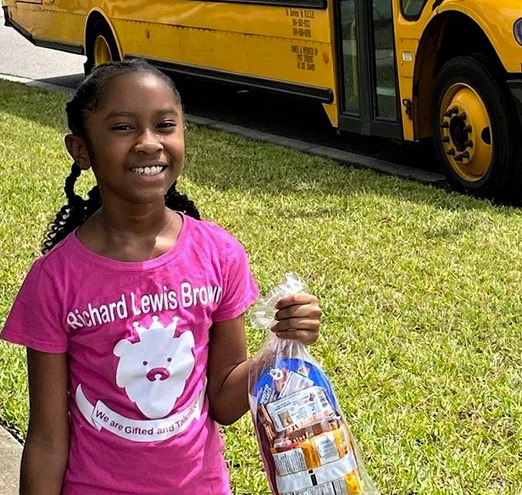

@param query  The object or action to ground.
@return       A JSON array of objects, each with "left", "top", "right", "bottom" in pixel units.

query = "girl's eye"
[
  {"left": 157, "top": 121, "right": 177, "bottom": 130},
  {"left": 142, "top": 361, "right": 148, "bottom": 366},
  {"left": 112, "top": 123, "right": 133, "bottom": 131},
  {"left": 167, "top": 357, "right": 172, "bottom": 363}
]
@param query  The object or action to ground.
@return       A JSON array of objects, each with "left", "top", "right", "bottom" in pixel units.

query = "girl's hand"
[{"left": 272, "top": 293, "right": 322, "bottom": 344}]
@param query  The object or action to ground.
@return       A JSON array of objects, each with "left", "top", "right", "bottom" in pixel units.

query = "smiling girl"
[{"left": 1, "top": 60, "right": 322, "bottom": 495}]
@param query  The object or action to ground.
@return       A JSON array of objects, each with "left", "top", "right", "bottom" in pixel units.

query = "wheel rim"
[
  {"left": 93, "top": 35, "right": 112, "bottom": 66},
  {"left": 438, "top": 83, "right": 493, "bottom": 182}
]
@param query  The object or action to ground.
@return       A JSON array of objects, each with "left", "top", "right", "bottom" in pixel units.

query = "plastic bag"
[{"left": 248, "top": 273, "right": 380, "bottom": 495}]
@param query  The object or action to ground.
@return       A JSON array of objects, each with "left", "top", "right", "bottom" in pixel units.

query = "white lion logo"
[{"left": 113, "top": 316, "right": 195, "bottom": 419}]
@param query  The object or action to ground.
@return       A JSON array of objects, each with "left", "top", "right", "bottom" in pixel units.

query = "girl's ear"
[{"left": 65, "top": 134, "right": 91, "bottom": 170}]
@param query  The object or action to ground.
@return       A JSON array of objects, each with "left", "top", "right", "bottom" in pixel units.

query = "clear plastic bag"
[{"left": 249, "top": 273, "right": 380, "bottom": 495}]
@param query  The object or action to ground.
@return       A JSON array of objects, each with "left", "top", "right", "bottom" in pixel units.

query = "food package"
[{"left": 248, "top": 273, "right": 379, "bottom": 495}]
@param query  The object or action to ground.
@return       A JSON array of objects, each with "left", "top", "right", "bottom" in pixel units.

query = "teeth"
[{"left": 132, "top": 166, "right": 164, "bottom": 176}]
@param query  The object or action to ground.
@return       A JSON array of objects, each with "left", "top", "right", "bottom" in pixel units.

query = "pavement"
[{"left": 0, "top": 426, "right": 21, "bottom": 495}]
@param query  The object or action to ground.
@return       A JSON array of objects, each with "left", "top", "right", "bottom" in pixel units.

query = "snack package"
[{"left": 248, "top": 273, "right": 379, "bottom": 495}]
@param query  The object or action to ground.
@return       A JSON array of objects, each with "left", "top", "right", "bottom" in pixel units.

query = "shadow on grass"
[
  {"left": 183, "top": 126, "right": 509, "bottom": 214},
  {"left": 0, "top": 78, "right": 516, "bottom": 213},
  {"left": 34, "top": 73, "right": 84, "bottom": 91}
]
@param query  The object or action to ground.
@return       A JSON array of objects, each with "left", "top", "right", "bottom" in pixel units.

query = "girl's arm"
[
  {"left": 20, "top": 349, "right": 70, "bottom": 495},
  {"left": 206, "top": 313, "right": 250, "bottom": 425},
  {"left": 206, "top": 293, "right": 321, "bottom": 425}
]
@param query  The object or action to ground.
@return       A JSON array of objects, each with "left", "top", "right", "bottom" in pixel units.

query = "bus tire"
[
  {"left": 432, "top": 55, "right": 522, "bottom": 203},
  {"left": 84, "top": 19, "right": 121, "bottom": 75}
]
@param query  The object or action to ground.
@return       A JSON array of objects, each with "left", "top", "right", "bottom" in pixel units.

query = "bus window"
[
  {"left": 401, "top": 0, "right": 429, "bottom": 20},
  {"left": 340, "top": 0, "right": 360, "bottom": 115},
  {"left": 373, "top": 0, "right": 397, "bottom": 121}
]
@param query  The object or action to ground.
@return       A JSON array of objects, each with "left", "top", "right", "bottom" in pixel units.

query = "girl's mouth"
[{"left": 130, "top": 165, "right": 166, "bottom": 176}]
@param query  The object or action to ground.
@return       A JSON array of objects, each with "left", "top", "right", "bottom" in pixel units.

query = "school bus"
[{"left": 3, "top": 0, "right": 522, "bottom": 201}]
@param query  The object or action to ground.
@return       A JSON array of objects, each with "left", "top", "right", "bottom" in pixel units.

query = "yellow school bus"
[{"left": 3, "top": 0, "right": 522, "bottom": 201}]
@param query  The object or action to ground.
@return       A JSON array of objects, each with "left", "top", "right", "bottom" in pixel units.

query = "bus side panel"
[
  {"left": 8, "top": 0, "right": 338, "bottom": 92},
  {"left": 113, "top": 20, "right": 333, "bottom": 89},
  {"left": 109, "top": 1, "right": 331, "bottom": 42},
  {"left": 6, "top": 1, "right": 85, "bottom": 50},
  {"left": 108, "top": 3, "right": 335, "bottom": 90},
  {"left": 4, "top": 0, "right": 340, "bottom": 124}
]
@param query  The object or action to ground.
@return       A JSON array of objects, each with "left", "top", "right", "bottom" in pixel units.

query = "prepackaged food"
[{"left": 249, "top": 273, "right": 380, "bottom": 495}]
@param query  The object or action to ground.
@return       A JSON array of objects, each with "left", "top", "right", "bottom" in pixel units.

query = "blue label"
[{"left": 253, "top": 357, "right": 338, "bottom": 410}]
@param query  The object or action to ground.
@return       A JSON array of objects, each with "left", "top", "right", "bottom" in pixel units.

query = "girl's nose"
[{"left": 134, "top": 128, "right": 163, "bottom": 154}]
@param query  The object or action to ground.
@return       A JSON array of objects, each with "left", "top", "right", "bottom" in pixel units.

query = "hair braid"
[
  {"left": 42, "top": 164, "right": 102, "bottom": 254},
  {"left": 166, "top": 183, "right": 200, "bottom": 220}
]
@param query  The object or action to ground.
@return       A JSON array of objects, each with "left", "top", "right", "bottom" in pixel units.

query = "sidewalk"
[{"left": 0, "top": 427, "right": 21, "bottom": 495}]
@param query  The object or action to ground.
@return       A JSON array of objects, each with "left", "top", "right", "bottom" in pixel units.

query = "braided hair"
[{"left": 42, "top": 59, "right": 200, "bottom": 254}]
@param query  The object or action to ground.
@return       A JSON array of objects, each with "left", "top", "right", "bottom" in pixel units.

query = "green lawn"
[{"left": 1, "top": 79, "right": 522, "bottom": 494}]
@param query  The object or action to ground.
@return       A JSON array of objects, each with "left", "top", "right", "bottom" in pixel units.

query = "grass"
[{"left": 1, "top": 78, "right": 522, "bottom": 494}]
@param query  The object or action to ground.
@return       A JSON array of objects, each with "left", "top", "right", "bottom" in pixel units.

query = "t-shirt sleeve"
[
  {"left": 213, "top": 236, "right": 260, "bottom": 322},
  {"left": 1, "top": 259, "right": 69, "bottom": 353}
]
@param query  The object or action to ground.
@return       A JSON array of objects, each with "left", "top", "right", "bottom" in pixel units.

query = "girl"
[{"left": 1, "top": 60, "right": 322, "bottom": 495}]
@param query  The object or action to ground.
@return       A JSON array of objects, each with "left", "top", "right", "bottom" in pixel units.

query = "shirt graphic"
[{"left": 76, "top": 315, "right": 201, "bottom": 442}]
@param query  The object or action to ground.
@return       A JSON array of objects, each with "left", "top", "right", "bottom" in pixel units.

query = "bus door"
[{"left": 336, "top": 0, "right": 402, "bottom": 139}]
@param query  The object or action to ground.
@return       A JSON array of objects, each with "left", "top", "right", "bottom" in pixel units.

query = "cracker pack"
[{"left": 248, "top": 273, "right": 379, "bottom": 495}]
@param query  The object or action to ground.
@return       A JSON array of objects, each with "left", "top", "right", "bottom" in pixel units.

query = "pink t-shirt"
[{"left": 1, "top": 214, "right": 260, "bottom": 495}]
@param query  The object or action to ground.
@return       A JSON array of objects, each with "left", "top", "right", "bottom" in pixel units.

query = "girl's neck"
[{"left": 77, "top": 206, "right": 183, "bottom": 262}]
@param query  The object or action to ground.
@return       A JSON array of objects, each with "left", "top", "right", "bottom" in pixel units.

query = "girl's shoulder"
[
  {"left": 32, "top": 231, "right": 78, "bottom": 270},
  {"left": 12, "top": 232, "right": 79, "bottom": 300},
  {"left": 183, "top": 215, "right": 242, "bottom": 246}
]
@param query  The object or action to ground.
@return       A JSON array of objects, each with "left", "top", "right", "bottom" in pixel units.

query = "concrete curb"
[
  {"left": 0, "top": 427, "right": 21, "bottom": 495},
  {"left": 1, "top": 72, "right": 447, "bottom": 187},
  {"left": 184, "top": 116, "right": 446, "bottom": 186}
]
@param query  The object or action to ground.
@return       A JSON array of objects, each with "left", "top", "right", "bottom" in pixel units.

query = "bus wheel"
[
  {"left": 84, "top": 19, "right": 121, "bottom": 75},
  {"left": 432, "top": 55, "right": 522, "bottom": 202}
]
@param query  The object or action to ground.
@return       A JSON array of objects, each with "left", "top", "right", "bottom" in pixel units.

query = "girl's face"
[{"left": 71, "top": 72, "right": 185, "bottom": 209}]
